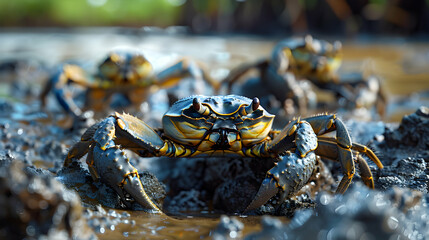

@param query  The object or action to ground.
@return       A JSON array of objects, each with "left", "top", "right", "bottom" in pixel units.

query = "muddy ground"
[
  {"left": 0, "top": 31, "right": 429, "bottom": 239},
  {"left": 1, "top": 91, "right": 428, "bottom": 239}
]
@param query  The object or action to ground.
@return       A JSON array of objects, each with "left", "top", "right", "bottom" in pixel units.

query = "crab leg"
[
  {"left": 351, "top": 142, "right": 383, "bottom": 169},
  {"left": 156, "top": 58, "right": 220, "bottom": 92},
  {"left": 40, "top": 64, "right": 89, "bottom": 117},
  {"left": 222, "top": 60, "right": 269, "bottom": 91},
  {"left": 302, "top": 114, "right": 357, "bottom": 193},
  {"left": 305, "top": 114, "right": 383, "bottom": 193},
  {"left": 317, "top": 138, "right": 383, "bottom": 191},
  {"left": 64, "top": 121, "right": 101, "bottom": 167},
  {"left": 245, "top": 120, "right": 318, "bottom": 212},
  {"left": 355, "top": 154, "right": 374, "bottom": 189}
]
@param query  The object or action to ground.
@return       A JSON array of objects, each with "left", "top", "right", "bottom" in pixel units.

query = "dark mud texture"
[
  {"left": 374, "top": 106, "right": 429, "bottom": 193},
  {"left": 164, "top": 155, "right": 328, "bottom": 216},
  {"left": 57, "top": 160, "right": 166, "bottom": 211},
  {"left": 0, "top": 160, "right": 96, "bottom": 239},
  {"left": 245, "top": 184, "right": 428, "bottom": 240}
]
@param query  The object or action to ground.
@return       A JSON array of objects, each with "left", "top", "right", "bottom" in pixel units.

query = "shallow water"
[{"left": 98, "top": 211, "right": 265, "bottom": 239}]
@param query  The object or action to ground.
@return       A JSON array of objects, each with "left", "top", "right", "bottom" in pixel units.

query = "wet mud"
[
  {"left": 0, "top": 32, "right": 429, "bottom": 239},
  {"left": 374, "top": 107, "right": 429, "bottom": 193},
  {"left": 0, "top": 160, "right": 96, "bottom": 239}
]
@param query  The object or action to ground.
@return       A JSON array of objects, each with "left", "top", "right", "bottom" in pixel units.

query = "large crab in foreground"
[
  {"left": 223, "top": 36, "right": 386, "bottom": 117},
  {"left": 41, "top": 49, "right": 218, "bottom": 119},
  {"left": 64, "top": 95, "right": 383, "bottom": 214}
]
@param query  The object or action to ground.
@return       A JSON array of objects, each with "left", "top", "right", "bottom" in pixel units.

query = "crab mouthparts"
[
  {"left": 215, "top": 128, "right": 234, "bottom": 148},
  {"left": 207, "top": 127, "right": 237, "bottom": 150}
]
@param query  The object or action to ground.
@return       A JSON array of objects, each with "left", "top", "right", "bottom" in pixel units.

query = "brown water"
[
  {"left": 1, "top": 30, "right": 429, "bottom": 239},
  {"left": 99, "top": 211, "right": 266, "bottom": 239}
]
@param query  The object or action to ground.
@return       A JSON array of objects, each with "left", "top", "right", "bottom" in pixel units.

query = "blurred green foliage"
[
  {"left": 1, "top": 0, "right": 428, "bottom": 35},
  {"left": 0, "top": 0, "right": 182, "bottom": 27}
]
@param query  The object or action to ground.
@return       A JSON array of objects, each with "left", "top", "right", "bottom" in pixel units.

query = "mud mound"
[
  {"left": 374, "top": 106, "right": 429, "bottom": 193},
  {"left": 0, "top": 161, "right": 96, "bottom": 239},
  {"left": 246, "top": 184, "right": 429, "bottom": 239}
]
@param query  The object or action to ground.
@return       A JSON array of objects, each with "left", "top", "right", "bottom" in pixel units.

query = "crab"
[
  {"left": 63, "top": 95, "right": 383, "bottom": 214},
  {"left": 40, "top": 49, "right": 218, "bottom": 119},
  {"left": 223, "top": 36, "right": 386, "bottom": 117}
]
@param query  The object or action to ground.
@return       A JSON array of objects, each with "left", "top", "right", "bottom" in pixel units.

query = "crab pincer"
[{"left": 245, "top": 120, "right": 318, "bottom": 212}]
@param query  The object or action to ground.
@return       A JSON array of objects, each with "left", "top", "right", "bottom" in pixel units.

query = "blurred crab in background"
[
  {"left": 63, "top": 95, "right": 383, "bottom": 214},
  {"left": 40, "top": 49, "right": 219, "bottom": 126},
  {"left": 223, "top": 35, "right": 386, "bottom": 120}
]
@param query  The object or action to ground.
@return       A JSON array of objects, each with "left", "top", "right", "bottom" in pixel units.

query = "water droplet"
[
  {"left": 334, "top": 205, "right": 347, "bottom": 215},
  {"left": 229, "top": 231, "right": 238, "bottom": 238},
  {"left": 26, "top": 225, "right": 36, "bottom": 236},
  {"left": 386, "top": 216, "right": 399, "bottom": 230},
  {"left": 319, "top": 193, "right": 331, "bottom": 205}
]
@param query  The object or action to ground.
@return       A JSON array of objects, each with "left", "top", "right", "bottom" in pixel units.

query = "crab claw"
[
  {"left": 122, "top": 175, "right": 162, "bottom": 213},
  {"left": 244, "top": 177, "right": 279, "bottom": 212},
  {"left": 244, "top": 151, "right": 317, "bottom": 213}
]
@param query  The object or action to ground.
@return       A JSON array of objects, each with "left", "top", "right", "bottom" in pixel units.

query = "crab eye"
[
  {"left": 193, "top": 98, "right": 210, "bottom": 116},
  {"left": 241, "top": 97, "right": 260, "bottom": 116}
]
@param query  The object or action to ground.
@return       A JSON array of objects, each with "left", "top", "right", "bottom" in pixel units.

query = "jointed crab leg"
[
  {"left": 351, "top": 142, "right": 383, "bottom": 168},
  {"left": 317, "top": 138, "right": 383, "bottom": 191},
  {"left": 222, "top": 59, "right": 308, "bottom": 114},
  {"left": 355, "top": 154, "right": 374, "bottom": 189},
  {"left": 305, "top": 113, "right": 383, "bottom": 193},
  {"left": 64, "top": 122, "right": 101, "bottom": 167},
  {"left": 40, "top": 64, "right": 89, "bottom": 117},
  {"left": 223, "top": 60, "right": 269, "bottom": 91},
  {"left": 303, "top": 114, "right": 357, "bottom": 193},
  {"left": 156, "top": 58, "right": 220, "bottom": 92}
]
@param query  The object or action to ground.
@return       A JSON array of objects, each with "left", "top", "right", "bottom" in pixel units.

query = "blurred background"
[
  {"left": 1, "top": 0, "right": 429, "bottom": 123},
  {"left": 1, "top": 0, "right": 429, "bottom": 36}
]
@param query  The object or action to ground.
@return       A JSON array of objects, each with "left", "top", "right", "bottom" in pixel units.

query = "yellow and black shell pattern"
[{"left": 161, "top": 95, "right": 275, "bottom": 149}]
